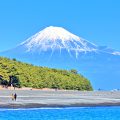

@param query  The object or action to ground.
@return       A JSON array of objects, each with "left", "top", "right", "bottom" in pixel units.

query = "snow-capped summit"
[
  {"left": 20, "top": 26, "right": 97, "bottom": 53},
  {"left": 28, "top": 26, "right": 80, "bottom": 41}
]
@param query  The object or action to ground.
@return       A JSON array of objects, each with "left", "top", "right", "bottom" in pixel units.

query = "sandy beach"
[{"left": 0, "top": 89, "right": 120, "bottom": 108}]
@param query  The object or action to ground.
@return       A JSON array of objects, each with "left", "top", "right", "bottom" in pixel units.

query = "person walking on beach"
[{"left": 14, "top": 93, "right": 17, "bottom": 101}]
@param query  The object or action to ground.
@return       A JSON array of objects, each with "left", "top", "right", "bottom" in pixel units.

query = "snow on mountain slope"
[
  {"left": 18, "top": 26, "right": 120, "bottom": 57},
  {"left": 20, "top": 26, "right": 97, "bottom": 56}
]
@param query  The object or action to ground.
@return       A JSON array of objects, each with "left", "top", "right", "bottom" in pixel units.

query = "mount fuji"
[{"left": 1, "top": 26, "right": 120, "bottom": 90}]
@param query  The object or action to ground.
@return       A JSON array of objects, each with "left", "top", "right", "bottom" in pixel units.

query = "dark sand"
[{"left": 0, "top": 89, "right": 120, "bottom": 108}]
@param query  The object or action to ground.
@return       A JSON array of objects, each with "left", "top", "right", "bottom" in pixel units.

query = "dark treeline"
[
  {"left": 0, "top": 75, "right": 20, "bottom": 88},
  {"left": 0, "top": 57, "right": 93, "bottom": 91}
]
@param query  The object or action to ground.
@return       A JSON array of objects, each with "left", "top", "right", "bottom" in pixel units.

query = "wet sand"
[{"left": 0, "top": 89, "right": 120, "bottom": 108}]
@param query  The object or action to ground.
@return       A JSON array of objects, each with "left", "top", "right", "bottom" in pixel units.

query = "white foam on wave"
[{"left": 0, "top": 107, "right": 94, "bottom": 111}]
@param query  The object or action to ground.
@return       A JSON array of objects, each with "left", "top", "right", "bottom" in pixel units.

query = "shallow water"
[{"left": 0, "top": 107, "right": 120, "bottom": 120}]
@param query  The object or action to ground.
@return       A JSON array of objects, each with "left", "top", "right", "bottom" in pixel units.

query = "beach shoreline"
[
  {"left": 0, "top": 89, "right": 120, "bottom": 108},
  {"left": 1, "top": 103, "right": 120, "bottom": 109}
]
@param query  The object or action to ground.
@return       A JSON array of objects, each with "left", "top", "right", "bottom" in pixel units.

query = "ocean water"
[{"left": 0, "top": 107, "right": 120, "bottom": 120}]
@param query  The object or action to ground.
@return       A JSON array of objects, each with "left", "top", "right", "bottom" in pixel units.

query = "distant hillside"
[{"left": 0, "top": 57, "right": 93, "bottom": 91}]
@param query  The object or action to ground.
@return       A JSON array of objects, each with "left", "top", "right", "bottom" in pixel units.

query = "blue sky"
[{"left": 0, "top": 0, "right": 120, "bottom": 51}]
